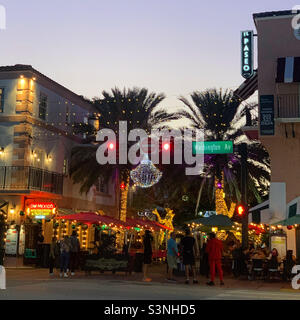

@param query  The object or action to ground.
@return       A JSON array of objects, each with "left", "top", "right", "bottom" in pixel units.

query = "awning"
[
  {"left": 249, "top": 200, "right": 269, "bottom": 212},
  {"left": 188, "top": 215, "right": 234, "bottom": 228},
  {"left": 271, "top": 215, "right": 300, "bottom": 226},
  {"left": 56, "top": 212, "right": 130, "bottom": 228},
  {"left": 126, "top": 217, "right": 172, "bottom": 231},
  {"left": 234, "top": 70, "right": 258, "bottom": 101},
  {"left": 276, "top": 57, "right": 300, "bottom": 83}
]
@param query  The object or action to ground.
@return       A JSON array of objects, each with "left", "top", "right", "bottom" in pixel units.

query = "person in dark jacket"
[
  {"left": 180, "top": 228, "right": 198, "bottom": 284},
  {"left": 36, "top": 230, "right": 44, "bottom": 267},
  {"left": 143, "top": 230, "right": 153, "bottom": 282},
  {"left": 69, "top": 231, "right": 80, "bottom": 276},
  {"left": 206, "top": 232, "right": 224, "bottom": 286}
]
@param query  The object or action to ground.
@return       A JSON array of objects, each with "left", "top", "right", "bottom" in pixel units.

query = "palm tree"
[
  {"left": 176, "top": 88, "right": 270, "bottom": 214},
  {"left": 70, "top": 87, "right": 177, "bottom": 221}
]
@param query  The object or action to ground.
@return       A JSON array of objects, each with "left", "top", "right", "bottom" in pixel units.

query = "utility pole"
[{"left": 239, "top": 143, "right": 248, "bottom": 249}]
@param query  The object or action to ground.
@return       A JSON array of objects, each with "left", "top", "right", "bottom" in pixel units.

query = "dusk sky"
[{"left": 0, "top": 0, "right": 297, "bottom": 109}]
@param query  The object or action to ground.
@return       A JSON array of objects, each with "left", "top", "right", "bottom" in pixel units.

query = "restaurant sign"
[
  {"left": 27, "top": 202, "right": 56, "bottom": 219},
  {"left": 241, "top": 30, "right": 254, "bottom": 79}
]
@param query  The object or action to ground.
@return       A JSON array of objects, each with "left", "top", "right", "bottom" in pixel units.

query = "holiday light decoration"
[
  {"left": 152, "top": 208, "right": 175, "bottom": 245},
  {"left": 215, "top": 173, "right": 236, "bottom": 218},
  {"left": 130, "top": 155, "right": 162, "bottom": 188}
]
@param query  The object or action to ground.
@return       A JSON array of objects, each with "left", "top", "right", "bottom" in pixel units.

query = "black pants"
[
  {"left": 69, "top": 252, "right": 79, "bottom": 272},
  {"left": 49, "top": 257, "right": 55, "bottom": 274}
]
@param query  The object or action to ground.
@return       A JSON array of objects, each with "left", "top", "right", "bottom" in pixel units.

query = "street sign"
[
  {"left": 192, "top": 141, "right": 233, "bottom": 154},
  {"left": 241, "top": 30, "right": 254, "bottom": 79}
]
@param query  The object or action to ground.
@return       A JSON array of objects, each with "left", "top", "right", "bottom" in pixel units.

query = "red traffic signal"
[
  {"left": 236, "top": 204, "right": 246, "bottom": 216},
  {"left": 162, "top": 142, "right": 170, "bottom": 151},
  {"left": 120, "top": 183, "right": 125, "bottom": 190},
  {"left": 108, "top": 142, "right": 115, "bottom": 150}
]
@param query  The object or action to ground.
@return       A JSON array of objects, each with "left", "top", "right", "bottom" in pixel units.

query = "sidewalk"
[{"left": 4, "top": 263, "right": 298, "bottom": 293}]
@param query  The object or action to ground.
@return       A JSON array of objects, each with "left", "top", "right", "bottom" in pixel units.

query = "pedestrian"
[
  {"left": 49, "top": 236, "right": 58, "bottom": 276},
  {"left": 200, "top": 242, "right": 209, "bottom": 278},
  {"left": 166, "top": 232, "right": 178, "bottom": 282},
  {"left": 59, "top": 235, "right": 71, "bottom": 278},
  {"left": 69, "top": 231, "right": 80, "bottom": 276},
  {"left": 36, "top": 230, "right": 44, "bottom": 267},
  {"left": 143, "top": 230, "right": 153, "bottom": 282},
  {"left": 206, "top": 232, "right": 224, "bottom": 286},
  {"left": 180, "top": 228, "right": 198, "bottom": 284}
]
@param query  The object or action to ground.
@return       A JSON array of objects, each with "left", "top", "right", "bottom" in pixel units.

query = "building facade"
[
  {"left": 0, "top": 65, "right": 116, "bottom": 257},
  {"left": 237, "top": 11, "right": 300, "bottom": 257}
]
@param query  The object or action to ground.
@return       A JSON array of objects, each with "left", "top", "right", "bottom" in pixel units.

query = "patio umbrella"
[
  {"left": 271, "top": 215, "right": 300, "bottom": 226},
  {"left": 188, "top": 215, "right": 234, "bottom": 228}
]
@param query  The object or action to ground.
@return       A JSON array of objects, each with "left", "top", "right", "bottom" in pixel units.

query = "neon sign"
[
  {"left": 241, "top": 30, "right": 254, "bottom": 79},
  {"left": 27, "top": 202, "right": 56, "bottom": 219}
]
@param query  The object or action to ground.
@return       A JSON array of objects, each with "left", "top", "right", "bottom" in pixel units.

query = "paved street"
[{"left": 1, "top": 268, "right": 300, "bottom": 300}]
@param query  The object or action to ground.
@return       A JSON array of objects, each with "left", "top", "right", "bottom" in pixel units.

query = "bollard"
[{"left": 0, "top": 265, "right": 6, "bottom": 289}]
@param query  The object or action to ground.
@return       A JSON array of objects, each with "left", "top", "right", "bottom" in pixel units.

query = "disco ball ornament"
[{"left": 130, "top": 155, "right": 162, "bottom": 188}]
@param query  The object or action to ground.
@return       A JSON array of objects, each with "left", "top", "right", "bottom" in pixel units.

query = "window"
[
  {"left": 289, "top": 203, "right": 297, "bottom": 218},
  {"left": 39, "top": 93, "right": 48, "bottom": 120},
  {"left": 95, "top": 176, "right": 108, "bottom": 194},
  {"left": 0, "top": 88, "right": 4, "bottom": 113}
]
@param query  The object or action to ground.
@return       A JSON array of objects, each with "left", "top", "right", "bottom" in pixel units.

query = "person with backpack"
[
  {"left": 69, "top": 231, "right": 81, "bottom": 276},
  {"left": 59, "top": 235, "right": 71, "bottom": 278}
]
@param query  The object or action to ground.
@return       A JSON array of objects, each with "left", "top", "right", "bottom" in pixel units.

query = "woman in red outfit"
[{"left": 205, "top": 232, "right": 224, "bottom": 286}]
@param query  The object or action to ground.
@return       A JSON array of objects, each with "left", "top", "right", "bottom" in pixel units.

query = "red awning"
[{"left": 56, "top": 212, "right": 130, "bottom": 228}]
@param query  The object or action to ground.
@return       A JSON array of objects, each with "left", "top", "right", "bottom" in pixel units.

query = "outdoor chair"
[
  {"left": 251, "top": 259, "right": 264, "bottom": 280},
  {"left": 267, "top": 260, "right": 281, "bottom": 281}
]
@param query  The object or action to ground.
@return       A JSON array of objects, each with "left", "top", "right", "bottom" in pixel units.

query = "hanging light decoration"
[{"left": 130, "top": 154, "right": 162, "bottom": 188}]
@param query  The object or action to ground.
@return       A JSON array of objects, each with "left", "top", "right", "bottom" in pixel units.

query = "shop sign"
[
  {"left": 5, "top": 226, "right": 18, "bottom": 255},
  {"left": 27, "top": 202, "right": 56, "bottom": 219},
  {"left": 260, "top": 95, "right": 275, "bottom": 135},
  {"left": 241, "top": 30, "right": 254, "bottom": 79}
]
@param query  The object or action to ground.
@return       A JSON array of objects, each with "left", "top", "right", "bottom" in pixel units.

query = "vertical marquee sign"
[{"left": 241, "top": 30, "right": 254, "bottom": 79}]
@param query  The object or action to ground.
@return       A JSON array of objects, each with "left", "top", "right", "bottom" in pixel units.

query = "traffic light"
[
  {"left": 120, "top": 183, "right": 125, "bottom": 190},
  {"left": 162, "top": 142, "right": 170, "bottom": 151},
  {"left": 108, "top": 142, "right": 115, "bottom": 150},
  {"left": 236, "top": 203, "right": 247, "bottom": 217}
]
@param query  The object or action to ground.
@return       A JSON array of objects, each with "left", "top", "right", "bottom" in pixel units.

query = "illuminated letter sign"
[
  {"left": 28, "top": 202, "right": 56, "bottom": 219},
  {"left": 241, "top": 30, "right": 254, "bottom": 79}
]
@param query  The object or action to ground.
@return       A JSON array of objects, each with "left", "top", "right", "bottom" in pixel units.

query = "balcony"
[
  {"left": 0, "top": 166, "right": 63, "bottom": 195},
  {"left": 277, "top": 94, "right": 300, "bottom": 119}
]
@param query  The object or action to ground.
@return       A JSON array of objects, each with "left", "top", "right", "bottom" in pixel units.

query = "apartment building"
[{"left": 0, "top": 65, "right": 116, "bottom": 257}]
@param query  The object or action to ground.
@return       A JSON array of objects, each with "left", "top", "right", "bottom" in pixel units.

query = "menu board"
[
  {"left": 260, "top": 95, "right": 275, "bottom": 136},
  {"left": 270, "top": 236, "right": 286, "bottom": 259},
  {"left": 5, "top": 227, "right": 18, "bottom": 255}
]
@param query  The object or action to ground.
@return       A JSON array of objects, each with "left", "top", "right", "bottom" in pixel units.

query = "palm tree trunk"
[
  {"left": 120, "top": 176, "right": 130, "bottom": 222},
  {"left": 195, "top": 178, "right": 206, "bottom": 216}
]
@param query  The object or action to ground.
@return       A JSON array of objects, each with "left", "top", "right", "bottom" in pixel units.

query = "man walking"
[
  {"left": 206, "top": 232, "right": 224, "bottom": 286},
  {"left": 180, "top": 228, "right": 198, "bottom": 284},
  {"left": 166, "top": 232, "right": 178, "bottom": 282},
  {"left": 69, "top": 231, "right": 80, "bottom": 276}
]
